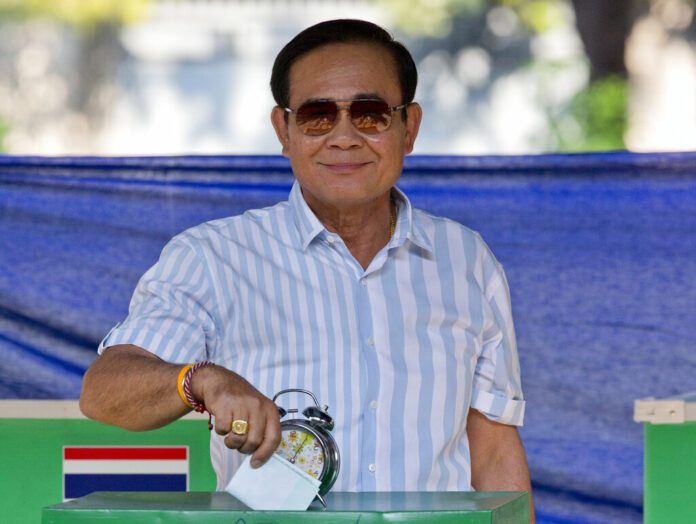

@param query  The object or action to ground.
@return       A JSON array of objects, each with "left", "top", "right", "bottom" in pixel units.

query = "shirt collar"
[
  {"left": 289, "top": 181, "right": 325, "bottom": 251},
  {"left": 389, "top": 185, "right": 434, "bottom": 254},
  {"left": 289, "top": 180, "right": 434, "bottom": 254}
]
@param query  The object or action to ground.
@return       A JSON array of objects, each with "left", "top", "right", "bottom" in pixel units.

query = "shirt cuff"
[
  {"left": 470, "top": 388, "right": 526, "bottom": 426},
  {"left": 97, "top": 322, "right": 123, "bottom": 353}
]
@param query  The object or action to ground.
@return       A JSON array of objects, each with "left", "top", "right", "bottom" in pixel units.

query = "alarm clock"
[{"left": 272, "top": 388, "right": 340, "bottom": 508}]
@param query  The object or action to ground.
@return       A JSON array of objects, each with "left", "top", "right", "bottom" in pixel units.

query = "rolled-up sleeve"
[
  {"left": 99, "top": 235, "right": 218, "bottom": 364},
  {"left": 470, "top": 259, "right": 525, "bottom": 426}
]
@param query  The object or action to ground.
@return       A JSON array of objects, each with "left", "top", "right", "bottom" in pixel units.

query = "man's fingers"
[
  {"left": 213, "top": 413, "right": 232, "bottom": 436},
  {"left": 224, "top": 432, "right": 247, "bottom": 450},
  {"left": 223, "top": 411, "right": 249, "bottom": 450},
  {"left": 202, "top": 382, "right": 280, "bottom": 460},
  {"left": 250, "top": 405, "right": 282, "bottom": 467},
  {"left": 238, "top": 409, "right": 265, "bottom": 455}
]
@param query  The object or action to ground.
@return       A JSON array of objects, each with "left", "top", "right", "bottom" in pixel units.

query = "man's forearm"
[
  {"left": 470, "top": 428, "right": 532, "bottom": 492},
  {"left": 80, "top": 344, "right": 283, "bottom": 466},
  {"left": 80, "top": 344, "right": 190, "bottom": 431},
  {"left": 471, "top": 438, "right": 534, "bottom": 493},
  {"left": 468, "top": 409, "right": 535, "bottom": 523},
  {"left": 473, "top": 444, "right": 535, "bottom": 524}
]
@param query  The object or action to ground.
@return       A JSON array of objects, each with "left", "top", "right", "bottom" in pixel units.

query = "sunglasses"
[{"left": 284, "top": 99, "right": 407, "bottom": 136}]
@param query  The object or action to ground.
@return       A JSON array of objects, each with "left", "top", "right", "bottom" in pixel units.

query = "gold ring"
[{"left": 231, "top": 419, "right": 248, "bottom": 435}]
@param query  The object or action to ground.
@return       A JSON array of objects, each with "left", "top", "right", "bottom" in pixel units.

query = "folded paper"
[{"left": 225, "top": 453, "right": 321, "bottom": 511}]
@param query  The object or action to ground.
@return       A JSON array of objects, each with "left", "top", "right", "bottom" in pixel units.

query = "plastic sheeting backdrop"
[{"left": 1, "top": 153, "right": 695, "bottom": 524}]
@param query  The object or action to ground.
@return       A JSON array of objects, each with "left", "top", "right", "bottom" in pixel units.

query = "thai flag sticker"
[{"left": 63, "top": 446, "right": 189, "bottom": 501}]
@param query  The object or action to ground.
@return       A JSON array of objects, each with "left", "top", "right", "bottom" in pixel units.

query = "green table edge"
[{"left": 42, "top": 491, "right": 530, "bottom": 523}]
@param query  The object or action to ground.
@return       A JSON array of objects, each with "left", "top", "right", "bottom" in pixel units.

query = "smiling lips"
[{"left": 320, "top": 162, "right": 371, "bottom": 171}]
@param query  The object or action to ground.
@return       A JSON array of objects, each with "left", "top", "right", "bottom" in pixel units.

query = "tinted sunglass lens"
[
  {"left": 293, "top": 99, "right": 395, "bottom": 135},
  {"left": 295, "top": 101, "right": 338, "bottom": 135},
  {"left": 350, "top": 100, "right": 391, "bottom": 134}
]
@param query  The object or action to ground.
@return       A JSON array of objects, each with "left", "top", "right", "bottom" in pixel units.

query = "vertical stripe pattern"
[{"left": 100, "top": 181, "right": 525, "bottom": 492}]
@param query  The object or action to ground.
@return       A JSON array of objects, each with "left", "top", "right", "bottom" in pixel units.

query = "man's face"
[{"left": 271, "top": 42, "right": 421, "bottom": 213}]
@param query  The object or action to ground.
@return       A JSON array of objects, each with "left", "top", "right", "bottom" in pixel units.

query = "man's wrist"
[
  {"left": 179, "top": 361, "right": 215, "bottom": 411},
  {"left": 188, "top": 362, "right": 217, "bottom": 408}
]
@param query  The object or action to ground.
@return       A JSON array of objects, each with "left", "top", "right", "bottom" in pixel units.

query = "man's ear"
[
  {"left": 271, "top": 106, "right": 291, "bottom": 157},
  {"left": 403, "top": 102, "right": 422, "bottom": 155}
]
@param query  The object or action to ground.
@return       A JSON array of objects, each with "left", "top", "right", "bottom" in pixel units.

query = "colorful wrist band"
[
  {"left": 182, "top": 361, "right": 214, "bottom": 413},
  {"left": 177, "top": 361, "right": 215, "bottom": 431},
  {"left": 177, "top": 364, "right": 196, "bottom": 408}
]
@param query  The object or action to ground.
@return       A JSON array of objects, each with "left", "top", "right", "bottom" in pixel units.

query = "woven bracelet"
[{"left": 179, "top": 361, "right": 215, "bottom": 430}]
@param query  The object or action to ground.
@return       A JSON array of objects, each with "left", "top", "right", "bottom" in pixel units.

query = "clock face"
[{"left": 275, "top": 427, "right": 325, "bottom": 480}]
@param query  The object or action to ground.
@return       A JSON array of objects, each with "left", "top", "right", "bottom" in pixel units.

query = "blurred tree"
[
  {"left": 376, "top": 0, "right": 568, "bottom": 37},
  {"left": 562, "top": 1, "right": 635, "bottom": 151},
  {"left": 379, "top": 0, "right": 694, "bottom": 81},
  {"left": 550, "top": 75, "right": 628, "bottom": 151},
  {"left": 382, "top": 0, "right": 696, "bottom": 152},
  {"left": 0, "top": 0, "right": 150, "bottom": 152},
  {"left": 0, "top": 116, "right": 8, "bottom": 152},
  {"left": 377, "top": 0, "right": 633, "bottom": 151},
  {"left": 570, "top": 0, "right": 635, "bottom": 81},
  {"left": 0, "top": 0, "right": 149, "bottom": 29},
  {"left": 377, "top": 0, "right": 484, "bottom": 36}
]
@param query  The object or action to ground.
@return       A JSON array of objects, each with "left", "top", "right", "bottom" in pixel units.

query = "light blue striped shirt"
[{"left": 100, "top": 181, "right": 525, "bottom": 492}]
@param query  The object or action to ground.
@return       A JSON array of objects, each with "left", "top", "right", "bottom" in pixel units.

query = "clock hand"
[{"left": 290, "top": 434, "right": 310, "bottom": 464}]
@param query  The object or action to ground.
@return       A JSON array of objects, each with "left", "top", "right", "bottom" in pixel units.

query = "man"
[{"left": 80, "top": 18, "right": 533, "bottom": 518}]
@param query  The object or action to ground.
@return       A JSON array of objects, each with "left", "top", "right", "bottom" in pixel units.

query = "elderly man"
[{"left": 80, "top": 18, "right": 533, "bottom": 518}]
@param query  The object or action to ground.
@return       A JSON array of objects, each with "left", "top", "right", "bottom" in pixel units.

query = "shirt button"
[
  {"left": 327, "top": 235, "right": 336, "bottom": 243},
  {"left": 361, "top": 278, "right": 367, "bottom": 286},
  {"left": 368, "top": 463, "right": 376, "bottom": 473},
  {"left": 370, "top": 400, "right": 378, "bottom": 410},
  {"left": 367, "top": 336, "right": 374, "bottom": 346}
]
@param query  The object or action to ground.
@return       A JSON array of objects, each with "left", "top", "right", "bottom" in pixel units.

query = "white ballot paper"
[{"left": 225, "top": 453, "right": 321, "bottom": 511}]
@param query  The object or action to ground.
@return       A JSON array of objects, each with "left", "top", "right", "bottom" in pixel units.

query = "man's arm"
[
  {"left": 80, "top": 344, "right": 281, "bottom": 467},
  {"left": 467, "top": 408, "right": 535, "bottom": 523}
]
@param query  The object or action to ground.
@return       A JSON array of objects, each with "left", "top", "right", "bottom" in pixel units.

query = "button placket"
[{"left": 356, "top": 270, "right": 378, "bottom": 490}]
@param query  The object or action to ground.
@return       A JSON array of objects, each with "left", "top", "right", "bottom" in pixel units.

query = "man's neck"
[{"left": 307, "top": 193, "right": 395, "bottom": 270}]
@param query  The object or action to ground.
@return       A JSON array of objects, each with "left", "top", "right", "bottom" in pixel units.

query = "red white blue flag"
[{"left": 63, "top": 446, "right": 189, "bottom": 500}]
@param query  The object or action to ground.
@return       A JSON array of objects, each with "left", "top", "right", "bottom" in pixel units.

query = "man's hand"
[
  {"left": 467, "top": 408, "right": 535, "bottom": 523},
  {"left": 80, "top": 345, "right": 281, "bottom": 467},
  {"left": 189, "top": 365, "right": 281, "bottom": 467}
]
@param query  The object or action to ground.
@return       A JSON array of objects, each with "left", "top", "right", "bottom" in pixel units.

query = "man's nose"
[{"left": 326, "top": 108, "right": 362, "bottom": 148}]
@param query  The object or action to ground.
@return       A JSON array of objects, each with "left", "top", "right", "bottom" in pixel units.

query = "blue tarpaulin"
[{"left": 1, "top": 152, "right": 695, "bottom": 523}]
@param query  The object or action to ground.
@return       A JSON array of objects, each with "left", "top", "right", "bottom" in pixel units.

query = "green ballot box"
[
  {"left": 42, "top": 490, "right": 530, "bottom": 523},
  {"left": 634, "top": 392, "right": 696, "bottom": 524}
]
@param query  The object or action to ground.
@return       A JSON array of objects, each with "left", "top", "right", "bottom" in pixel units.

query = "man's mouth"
[{"left": 320, "top": 162, "right": 371, "bottom": 171}]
